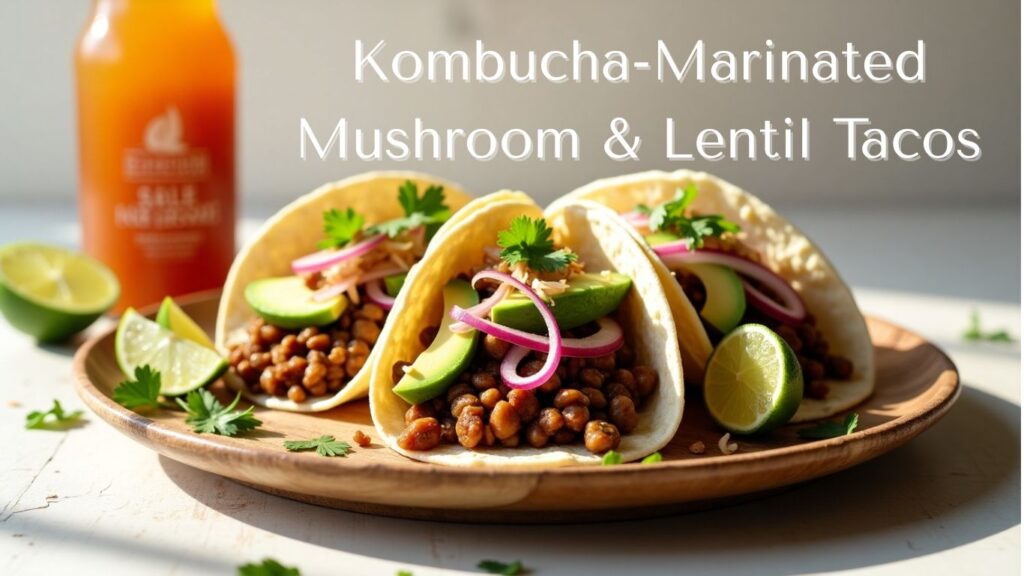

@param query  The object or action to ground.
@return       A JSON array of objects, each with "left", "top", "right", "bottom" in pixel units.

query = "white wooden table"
[{"left": 0, "top": 202, "right": 1019, "bottom": 576}]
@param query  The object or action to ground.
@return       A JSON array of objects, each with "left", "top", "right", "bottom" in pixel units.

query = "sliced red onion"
[
  {"left": 621, "top": 210, "right": 650, "bottom": 230},
  {"left": 291, "top": 234, "right": 386, "bottom": 275},
  {"left": 658, "top": 248, "right": 807, "bottom": 325},
  {"left": 461, "top": 270, "right": 561, "bottom": 391},
  {"left": 449, "top": 282, "right": 512, "bottom": 334},
  {"left": 500, "top": 346, "right": 534, "bottom": 391},
  {"left": 311, "top": 264, "right": 406, "bottom": 303},
  {"left": 450, "top": 309, "right": 623, "bottom": 358},
  {"left": 365, "top": 279, "right": 395, "bottom": 311}
]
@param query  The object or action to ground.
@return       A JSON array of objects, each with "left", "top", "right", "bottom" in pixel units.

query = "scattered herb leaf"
[
  {"left": 283, "top": 435, "right": 352, "bottom": 457},
  {"left": 647, "top": 184, "right": 740, "bottom": 248},
  {"left": 318, "top": 207, "right": 366, "bottom": 249},
  {"left": 477, "top": 559, "right": 524, "bottom": 575},
  {"left": 641, "top": 452, "right": 663, "bottom": 464},
  {"left": 25, "top": 400, "right": 84, "bottom": 430},
  {"left": 396, "top": 571, "right": 414, "bottom": 576},
  {"left": 497, "top": 216, "right": 577, "bottom": 273},
  {"left": 963, "top": 309, "right": 1014, "bottom": 343},
  {"left": 369, "top": 181, "right": 451, "bottom": 239},
  {"left": 176, "top": 389, "right": 261, "bottom": 437},
  {"left": 601, "top": 450, "right": 623, "bottom": 466},
  {"left": 798, "top": 412, "right": 859, "bottom": 440},
  {"left": 112, "top": 365, "right": 163, "bottom": 411},
  {"left": 237, "top": 558, "right": 301, "bottom": 576}
]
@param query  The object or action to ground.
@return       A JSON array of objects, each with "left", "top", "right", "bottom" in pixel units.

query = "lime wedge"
[
  {"left": 0, "top": 243, "right": 120, "bottom": 341},
  {"left": 704, "top": 323, "right": 803, "bottom": 435},
  {"left": 116, "top": 308, "right": 227, "bottom": 396},
  {"left": 156, "top": 296, "right": 214, "bottom": 349}
]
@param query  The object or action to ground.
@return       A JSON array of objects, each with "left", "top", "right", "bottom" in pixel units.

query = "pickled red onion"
[
  {"left": 365, "top": 279, "right": 395, "bottom": 311},
  {"left": 655, "top": 242, "right": 806, "bottom": 325},
  {"left": 459, "top": 270, "right": 561, "bottom": 391},
  {"left": 449, "top": 310, "right": 623, "bottom": 358},
  {"left": 291, "top": 234, "right": 386, "bottom": 275}
]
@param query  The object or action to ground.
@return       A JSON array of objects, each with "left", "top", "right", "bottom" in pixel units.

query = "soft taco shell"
[
  {"left": 556, "top": 170, "right": 873, "bottom": 422},
  {"left": 215, "top": 171, "right": 476, "bottom": 412},
  {"left": 369, "top": 193, "right": 685, "bottom": 468}
]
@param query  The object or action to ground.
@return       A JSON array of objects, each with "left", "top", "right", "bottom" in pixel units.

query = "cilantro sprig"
[
  {"left": 282, "top": 435, "right": 352, "bottom": 457},
  {"left": 497, "top": 216, "right": 577, "bottom": 273},
  {"left": 176, "top": 389, "right": 262, "bottom": 437},
  {"left": 797, "top": 412, "right": 859, "bottom": 440},
  {"left": 644, "top": 184, "right": 740, "bottom": 248},
  {"left": 963, "top": 309, "right": 1014, "bottom": 343},
  {"left": 112, "top": 365, "right": 165, "bottom": 412},
  {"left": 368, "top": 181, "right": 451, "bottom": 239},
  {"left": 477, "top": 559, "right": 525, "bottom": 575},
  {"left": 318, "top": 207, "right": 365, "bottom": 249},
  {"left": 25, "top": 400, "right": 84, "bottom": 430},
  {"left": 237, "top": 558, "right": 301, "bottom": 576}
]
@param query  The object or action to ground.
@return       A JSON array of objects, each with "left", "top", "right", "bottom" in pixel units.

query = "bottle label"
[{"left": 116, "top": 106, "right": 223, "bottom": 260}]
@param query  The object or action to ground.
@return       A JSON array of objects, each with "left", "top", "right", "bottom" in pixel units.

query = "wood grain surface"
[{"left": 72, "top": 293, "right": 960, "bottom": 523}]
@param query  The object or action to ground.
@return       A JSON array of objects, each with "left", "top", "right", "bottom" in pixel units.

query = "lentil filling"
[
  {"left": 226, "top": 286, "right": 388, "bottom": 402},
  {"left": 675, "top": 269, "right": 853, "bottom": 398},
  {"left": 395, "top": 326, "right": 657, "bottom": 454}
]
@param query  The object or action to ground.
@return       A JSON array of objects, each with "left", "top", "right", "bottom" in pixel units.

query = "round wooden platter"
[{"left": 73, "top": 293, "right": 959, "bottom": 523}]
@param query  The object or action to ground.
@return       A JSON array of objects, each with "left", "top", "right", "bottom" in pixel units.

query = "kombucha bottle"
[{"left": 76, "top": 0, "right": 236, "bottom": 311}]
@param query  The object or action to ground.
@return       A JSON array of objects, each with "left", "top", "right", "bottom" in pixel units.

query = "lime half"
[
  {"left": 704, "top": 323, "right": 804, "bottom": 435},
  {"left": 0, "top": 243, "right": 120, "bottom": 341},
  {"left": 116, "top": 309, "right": 227, "bottom": 396},
  {"left": 156, "top": 296, "right": 215, "bottom": 349}
]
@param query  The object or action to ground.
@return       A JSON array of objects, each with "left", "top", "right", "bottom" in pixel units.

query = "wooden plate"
[{"left": 73, "top": 292, "right": 959, "bottom": 523}]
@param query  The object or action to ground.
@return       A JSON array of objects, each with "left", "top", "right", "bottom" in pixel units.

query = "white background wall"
[{"left": 0, "top": 0, "right": 1019, "bottom": 207}]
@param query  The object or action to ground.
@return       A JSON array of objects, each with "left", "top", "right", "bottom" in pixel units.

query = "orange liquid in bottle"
[{"left": 76, "top": 0, "right": 236, "bottom": 311}]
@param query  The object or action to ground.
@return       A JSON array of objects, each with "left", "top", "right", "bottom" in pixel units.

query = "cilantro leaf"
[
  {"left": 797, "top": 412, "right": 859, "bottom": 440},
  {"left": 641, "top": 452, "right": 663, "bottom": 464},
  {"left": 369, "top": 181, "right": 451, "bottom": 239},
  {"left": 112, "top": 365, "right": 163, "bottom": 411},
  {"left": 497, "top": 216, "right": 577, "bottom": 273},
  {"left": 282, "top": 435, "right": 352, "bottom": 457},
  {"left": 601, "top": 450, "right": 623, "bottom": 466},
  {"left": 647, "top": 185, "right": 740, "bottom": 248},
  {"left": 25, "top": 399, "right": 84, "bottom": 430},
  {"left": 318, "top": 208, "right": 365, "bottom": 249},
  {"left": 477, "top": 560, "right": 524, "bottom": 575},
  {"left": 237, "top": 558, "right": 301, "bottom": 576},
  {"left": 963, "top": 309, "right": 1015, "bottom": 343},
  {"left": 176, "top": 389, "right": 261, "bottom": 437},
  {"left": 399, "top": 181, "right": 448, "bottom": 218}
]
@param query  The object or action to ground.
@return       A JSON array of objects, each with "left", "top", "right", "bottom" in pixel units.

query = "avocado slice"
[
  {"left": 684, "top": 263, "right": 746, "bottom": 334},
  {"left": 490, "top": 272, "right": 632, "bottom": 334},
  {"left": 392, "top": 279, "right": 480, "bottom": 405},
  {"left": 645, "top": 230, "right": 682, "bottom": 246},
  {"left": 244, "top": 276, "right": 347, "bottom": 330},
  {"left": 384, "top": 273, "right": 407, "bottom": 297},
  {"left": 645, "top": 231, "right": 747, "bottom": 333}
]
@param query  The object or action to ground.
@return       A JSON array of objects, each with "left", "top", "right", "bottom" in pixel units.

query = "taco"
[
  {"left": 369, "top": 192, "right": 685, "bottom": 467},
  {"left": 555, "top": 170, "right": 873, "bottom": 422},
  {"left": 214, "top": 171, "right": 475, "bottom": 412}
]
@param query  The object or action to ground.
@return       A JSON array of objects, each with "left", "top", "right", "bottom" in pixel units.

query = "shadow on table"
[{"left": 160, "top": 385, "right": 1020, "bottom": 575}]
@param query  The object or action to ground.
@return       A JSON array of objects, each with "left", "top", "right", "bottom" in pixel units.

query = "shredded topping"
[{"left": 718, "top": 433, "right": 738, "bottom": 455}]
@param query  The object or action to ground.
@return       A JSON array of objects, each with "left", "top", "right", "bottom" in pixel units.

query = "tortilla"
[
  {"left": 368, "top": 193, "right": 685, "bottom": 467},
  {"left": 214, "top": 171, "right": 476, "bottom": 412},
  {"left": 555, "top": 170, "right": 873, "bottom": 422}
]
